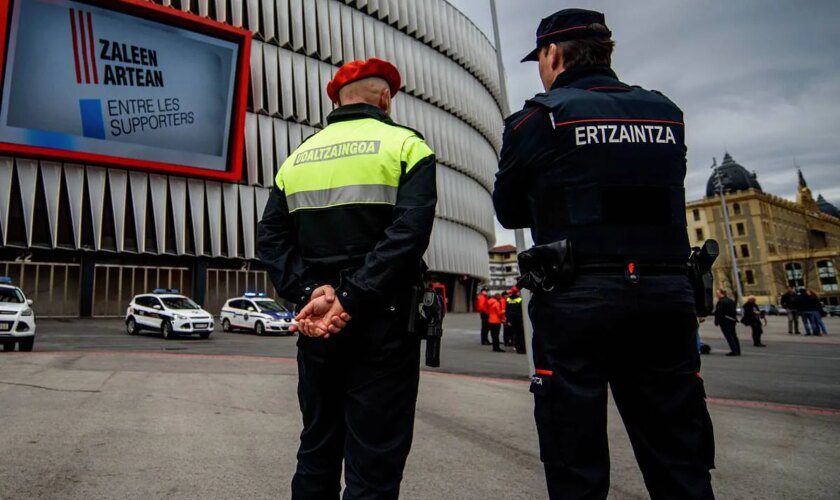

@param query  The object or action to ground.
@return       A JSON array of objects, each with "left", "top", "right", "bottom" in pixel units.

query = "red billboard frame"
[{"left": 0, "top": 0, "right": 251, "bottom": 182}]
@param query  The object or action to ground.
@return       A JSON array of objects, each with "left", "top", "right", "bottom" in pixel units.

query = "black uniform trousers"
[
  {"left": 292, "top": 308, "right": 421, "bottom": 500},
  {"left": 529, "top": 274, "right": 715, "bottom": 500},
  {"left": 480, "top": 313, "right": 490, "bottom": 344},
  {"left": 719, "top": 321, "right": 741, "bottom": 355}
]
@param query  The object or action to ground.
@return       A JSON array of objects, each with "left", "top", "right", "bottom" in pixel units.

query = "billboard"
[{"left": 0, "top": 0, "right": 251, "bottom": 181}]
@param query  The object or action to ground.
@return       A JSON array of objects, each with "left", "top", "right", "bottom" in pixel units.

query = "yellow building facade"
[{"left": 686, "top": 154, "right": 840, "bottom": 305}]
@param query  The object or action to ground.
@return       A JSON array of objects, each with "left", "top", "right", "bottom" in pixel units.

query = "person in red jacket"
[
  {"left": 486, "top": 293, "right": 506, "bottom": 352},
  {"left": 475, "top": 288, "right": 491, "bottom": 345}
]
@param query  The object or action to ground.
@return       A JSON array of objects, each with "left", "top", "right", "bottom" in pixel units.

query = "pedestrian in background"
[
  {"left": 741, "top": 296, "right": 766, "bottom": 347},
  {"left": 505, "top": 287, "right": 526, "bottom": 354},
  {"left": 475, "top": 288, "right": 491, "bottom": 345},
  {"left": 714, "top": 289, "right": 740, "bottom": 356},
  {"left": 500, "top": 290, "right": 513, "bottom": 346},
  {"left": 802, "top": 289, "right": 828, "bottom": 336},
  {"left": 780, "top": 286, "right": 800, "bottom": 335},
  {"left": 486, "top": 293, "right": 505, "bottom": 352}
]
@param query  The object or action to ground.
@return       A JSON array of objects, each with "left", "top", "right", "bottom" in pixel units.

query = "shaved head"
[{"left": 337, "top": 77, "right": 392, "bottom": 114}]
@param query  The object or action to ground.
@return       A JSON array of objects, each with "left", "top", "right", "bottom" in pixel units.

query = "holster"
[{"left": 516, "top": 239, "right": 575, "bottom": 293}]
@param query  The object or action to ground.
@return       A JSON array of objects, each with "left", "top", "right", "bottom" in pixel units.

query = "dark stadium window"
[
  {"left": 745, "top": 270, "right": 755, "bottom": 285},
  {"left": 740, "top": 244, "right": 750, "bottom": 258}
]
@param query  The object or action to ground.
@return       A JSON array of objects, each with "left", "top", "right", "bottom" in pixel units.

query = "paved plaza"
[{"left": 0, "top": 315, "right": 838, "bottom": 499}]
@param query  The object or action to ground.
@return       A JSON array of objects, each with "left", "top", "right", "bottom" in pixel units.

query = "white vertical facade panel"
[
  {"left": 205, "top": 181, "right": 223, "bottom": 257},
  {"left": 364, "top": 14, "right": 378, "bottom": 58},
  {"left": 169, "top": 176, "right": 187, "bottom": 255},
  {"left": 128, "top": 171, "right": 148, "bottom": 254},
  {"left": 263, "top": 43, "right": 280, "bottom": 115},
  {"left": 108, "top": 169, "right": 128, "bottom": 252},
  {"left": 302, "top": 0, "right": 318, "bottom": 55},
  {"left": 245, "top": 0, "right": 259, "bottom": 34},
  {"left": 255, "top": 186, "right": 270, "bottom": 220},
  {"left": 187, "top": 179, "right": 206, "bottom": 256},
  {"left": 85, "top": 166, "right": 107, "bottom": 251},
  {"left": 305, "top": 57, "right": 322, "bottom": 126},
  {"left": 340, "top": 4, "right": 355, "bottom": 63},
  {"left": 230, "top": 0, "right": 243, "bottom": 26},
  {"left": 352, "top": 8, "right": 366, "bottom": 60},
  {"left": 258, "top": 114, "right": 275, "bottom": 185},
  {"left": 387, "top": 0, "right": 398, "bottom": 25},
  {"left": 315, "top": 0, "right": 331, "bottom": 61},
  {"left": 287, "top": 121, "right": 303, "bottom": 152},
  {"left": 16, "top": 159, "right": 38, "bottom": 247},
  {"left": 149, "top": 174, "right": 168, "bottom": 253},
  {"left": 291, "top": 52, "right": 308, "bottom": 122},
  {"left": 0, "top": 158, "right": 11, "bottom": 245},
  {"left": 327, "top": 1, "right": 342, "bottom": 65},
  {"left": 198, "top": 0, "right": 209, "bottom": 17},
  {"left": 273, "top": 118, "right": 289, "bottom": 170},
  {"left": 396, "top": 0, "right": 408, "bottom": 30},
  {"left": 222, "top": 183, "right": 239, "bottom": 257},
  {"left": 40, "top": 161, "right": 62, "bottom": 248},
  {"left": 64, "top": 164, "right": 85, "bottom": 249},
  {"left": 275, "top": 0, "right": 290, "bottom": 46},
  {"left": 278, "top": 48, "right": 295, "bottom": 118},
  {"left": 319, "top": 62, "right": 334, "bottom": 125},
  {"left": 250, "top": 41, "right": 265, "bottom": 113},
  {"left": 238, "top": 185, "right": 256, "bottom": 259},
  {"left": 244, "top": 113, "right": 259, "bottom": 185},
  {"left": 289, "top": 0, "right": 304, "bottom": 50},
  {"left": 261, "top": 0, "right": 276, "bottom": 42},
  {"left": 214, "top": 0, "right": 227, "bottom": 22}
]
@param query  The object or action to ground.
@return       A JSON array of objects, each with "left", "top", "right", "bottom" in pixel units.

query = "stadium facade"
[{"left": 0, "top": 0, "right": 501, "bottom": 316}]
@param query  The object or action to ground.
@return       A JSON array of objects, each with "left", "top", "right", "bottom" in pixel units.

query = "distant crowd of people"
[
  {"left": 474, "top": 287, "right": 525, "bottom": 354},
  {"left": 712, "top": 287, "right": 830, "bottom": 356}
]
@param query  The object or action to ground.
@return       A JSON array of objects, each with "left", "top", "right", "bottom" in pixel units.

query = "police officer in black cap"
[{"left": 494, "top": 9, "right": 716, "bottom": 499}]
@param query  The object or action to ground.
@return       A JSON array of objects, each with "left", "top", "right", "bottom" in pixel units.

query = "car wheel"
[
  {"left": 255, "top": 321, "right": 265, "bottom": 336},
  {"left": 2, "top": 342, "right": 14, "bottom": 352},
  {"left": 18, "top": 337, "right": 33, "bottom": 352},
  {"left": 222, "top": 318, "right": 232, "bottom": 332},
  {"left": 199, "top": 332, "right": 211, "bottom": 339},
  {"left": 162, "top": 321, "right": 175, "bottom": 340},
  {"left": 126, "top": 317, "right": 139, "bottom": 335}
]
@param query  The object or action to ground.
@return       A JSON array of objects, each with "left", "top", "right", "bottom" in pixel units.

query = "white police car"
[
  {"left": 125, "top": 289, "right": 214, "bottom": 340},
  {"left": 220, "top": 293, "right": 296, "bottom": 335},
  {"left": 0, "top": 277, "right": 36, "bottom": 352}
]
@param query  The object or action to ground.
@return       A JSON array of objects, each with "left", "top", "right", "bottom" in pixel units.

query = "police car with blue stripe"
[
  {"left": 220, "top": 293, "right": 296, "bottom": 336},
  {"left": 0, "top": 277, "right": 36, "bottom": 352},
  {"left": 125, "top": 289, "right": 214, "bottom": 340}
]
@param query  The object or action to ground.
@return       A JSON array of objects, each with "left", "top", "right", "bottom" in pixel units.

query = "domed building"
[{"left": 687, "top": 155, "right": 840, "bottom": 305}]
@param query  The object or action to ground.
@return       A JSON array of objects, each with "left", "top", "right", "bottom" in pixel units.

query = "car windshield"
[
  {"left": 0, "top": 287, "right": 24, "bottom": 303},
  {"left": 161, "top": 296, "right": 200, "bottom": 310},
  {"left": 255, "top": 300, "right": 287, "bottom": 313}
]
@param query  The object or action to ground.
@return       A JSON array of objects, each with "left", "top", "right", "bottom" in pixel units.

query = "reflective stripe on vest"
[{"left": 276, "top": 117, "right": 432, "bottom": 213}]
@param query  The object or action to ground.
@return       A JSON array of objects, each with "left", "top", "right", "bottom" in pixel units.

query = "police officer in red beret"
[
  {"left": 494, "top": 9, "right": 715, "bottom": 499},
  {"left": 257, "top": 58, "right": 436, "bottom": 499}
]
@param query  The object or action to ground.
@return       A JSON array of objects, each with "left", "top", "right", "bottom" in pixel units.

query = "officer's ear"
[{"left": 379, "top": 88, "right": 392, "bottom": 116}]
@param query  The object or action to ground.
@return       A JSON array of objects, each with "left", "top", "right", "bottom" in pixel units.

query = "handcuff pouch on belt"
[{"left": 516, "top": 239, "right": 575, "bottom": 293}]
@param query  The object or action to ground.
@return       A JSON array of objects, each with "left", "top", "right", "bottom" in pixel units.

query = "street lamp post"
[
  {"left": 490, "top": 0, "right": 534, "bottom": 376},
  {"left": 712, "top": 160, "right": 744, "bottom": 304}
]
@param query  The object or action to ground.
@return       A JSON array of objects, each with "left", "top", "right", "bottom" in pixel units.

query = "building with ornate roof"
[{"left": 687, "top": 153, "right": 840, "bottom": 305}]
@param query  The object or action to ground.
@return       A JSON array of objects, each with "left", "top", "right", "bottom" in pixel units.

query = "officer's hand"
[{"left": 302, "top": 299, "right": 351, "bottom": 338}]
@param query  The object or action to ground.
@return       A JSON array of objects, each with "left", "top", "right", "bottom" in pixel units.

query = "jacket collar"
[
  {"left": 327, "top": 103, "right": 390, "bottom": 125},
  {"left": 550, "top": 64, "right": 623, "bottom": 90}
]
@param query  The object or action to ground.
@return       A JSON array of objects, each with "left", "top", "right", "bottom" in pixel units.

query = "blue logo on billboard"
[{"left": 79, "top": 99, "right": 106, "bottom": 139}]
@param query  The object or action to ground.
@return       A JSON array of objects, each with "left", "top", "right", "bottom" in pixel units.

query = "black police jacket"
[
  {"left": 256, "top": 104, "right": 437, "bottom": 316},
  {"left": 494, "top": 65, "right": 690, "bottom": 262}
]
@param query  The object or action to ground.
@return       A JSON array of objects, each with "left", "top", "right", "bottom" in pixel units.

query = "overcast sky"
[{"left": 448, "top": 0, "right": 840, "bottom": 246}]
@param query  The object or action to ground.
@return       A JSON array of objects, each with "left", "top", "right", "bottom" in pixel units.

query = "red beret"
[{"left": 326, "top": 58, "right": 401, "bottom": 105}]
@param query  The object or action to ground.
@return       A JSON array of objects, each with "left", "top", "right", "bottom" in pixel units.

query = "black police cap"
[{"left": 521, "top": 8, "right": 612, "bottom": 62}]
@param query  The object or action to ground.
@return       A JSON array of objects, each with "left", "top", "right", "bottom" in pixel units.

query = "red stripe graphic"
[
  {"left": 554, "top": 118, "right": 685, "bottom": 127},
  {"left": 86, "top": 12, "right": 98, "bottom": 84},
  {"left": 68, "top": 9, "right": 81, "bottom": 83},
  {"left": 77, "top": 10, "right": 90, "bottom": 83}
]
